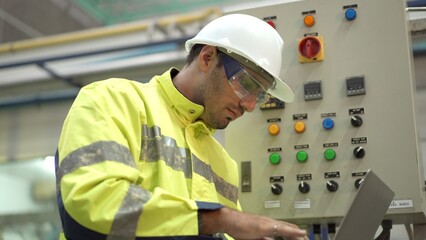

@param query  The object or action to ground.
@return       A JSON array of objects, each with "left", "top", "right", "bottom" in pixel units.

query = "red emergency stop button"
[
  {"left": 298, "top": 36, "right": 324, "bottom": 62},
  {"left": 299, "top": 37, "right": 321, "bottom": 59}
]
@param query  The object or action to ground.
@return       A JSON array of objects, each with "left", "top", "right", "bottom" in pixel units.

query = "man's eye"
[{"left": 240, "top": 78, "right": 258, "bottom": 92}]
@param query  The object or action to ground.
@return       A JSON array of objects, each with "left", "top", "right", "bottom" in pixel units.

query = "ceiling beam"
[{"left": 0, "top": 8, "right": 44, "bottom": 38}]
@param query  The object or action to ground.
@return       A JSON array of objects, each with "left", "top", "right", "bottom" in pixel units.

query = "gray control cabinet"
[{"left": 224, "top": 0, "right": 426, "bottom": 225}]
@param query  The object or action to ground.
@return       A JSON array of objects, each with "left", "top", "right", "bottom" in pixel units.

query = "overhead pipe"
[
  {"left": 0, "top": 7, "right": 221, "bottom": 53},
  {"left": 0, "top": 7, "right": 220, "bottom": 91},
  {"left": 0, "top": 38, "right": 189, "bottom": 69}
]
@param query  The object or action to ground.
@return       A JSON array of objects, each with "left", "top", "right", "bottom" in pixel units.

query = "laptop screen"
[{"left": 333, "top": 169, "right": 395, "bottom": 240}]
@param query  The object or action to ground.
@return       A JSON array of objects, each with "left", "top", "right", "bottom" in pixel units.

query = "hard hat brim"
[{"left": 268, "top": 75, "right": 295, "bottom": 103}]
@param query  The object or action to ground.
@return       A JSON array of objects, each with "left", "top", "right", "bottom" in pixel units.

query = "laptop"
[{"left": 333, "top": 169, "right": 395, "bottom": 240}]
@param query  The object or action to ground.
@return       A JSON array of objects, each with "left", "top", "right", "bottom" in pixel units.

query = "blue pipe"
[
  {"left": 407, "top": 0, "right": 426, "bottom": 7},
  {"left": 413, "top": 41, "right": 426, "bottom": 56}
]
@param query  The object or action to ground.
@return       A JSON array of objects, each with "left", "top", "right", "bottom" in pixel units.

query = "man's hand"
[{"left": 201, "top": 207, "right": 308, "bottom": 239}]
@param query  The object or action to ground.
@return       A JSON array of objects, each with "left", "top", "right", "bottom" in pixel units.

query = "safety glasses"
[{"left": 219, "top": 51, "right": 270, "bottom": 105}]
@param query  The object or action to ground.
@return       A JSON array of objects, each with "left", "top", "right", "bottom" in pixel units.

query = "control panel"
[{"left": 224, "top": 0, "right": 425, "bottom": 225}]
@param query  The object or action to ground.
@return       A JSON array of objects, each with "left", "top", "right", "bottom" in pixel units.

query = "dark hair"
[
  {"left": 186, "top": 44, "right": 224, "bottom": 68},
  {"left": 186, "top": 44, "right": 205, "bottom": 65}
]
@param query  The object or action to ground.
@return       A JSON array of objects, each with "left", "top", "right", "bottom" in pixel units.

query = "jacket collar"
[{"left": 157, "top": 68, "right": 205, "bottom": 124}]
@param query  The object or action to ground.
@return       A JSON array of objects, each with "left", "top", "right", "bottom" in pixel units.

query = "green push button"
[
  {"left": 269, "top": 153, "right": 281, "bottom": 165},
  {"left": 296, "top": 150, "right": 308, "bottom": 163},
  {"left": 324, "top": 149, "right": 336, "bottom": 161}
]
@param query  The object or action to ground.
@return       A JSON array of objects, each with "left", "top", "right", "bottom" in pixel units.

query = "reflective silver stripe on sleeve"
[
  {"left": 140, "top": 125, "right": 237, "bottom": 202},
  {"left": 57, "top": 141, "right": 151, "bottom": 238},
  {"left": 57, "top": 140, "right": 137, "bottom": 183},
  {"left": 193, "top": 155, "right": 238, "bottom": 204},
  {"left": 107, "top": 184, "right": 151, "bottom": 240},
  {"left": 141, "top": 125, "right": 192, "bottom": 179}
]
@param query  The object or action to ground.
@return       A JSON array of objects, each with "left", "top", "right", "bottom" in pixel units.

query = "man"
[{"left": 55, "top": 13, "right": 307, "bottom": 240}]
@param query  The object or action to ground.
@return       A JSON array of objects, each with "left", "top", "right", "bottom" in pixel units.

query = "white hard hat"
[{"left": 185, "top": 14, "right": 294, "bottom": 102}]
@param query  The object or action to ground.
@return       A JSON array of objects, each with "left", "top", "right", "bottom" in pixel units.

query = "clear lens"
[
  {"left": 220, "top": 50, "right": 270, "bottom": 105},
  {"left": 228, "top": 70, "right": 270, "bottom": 105}
]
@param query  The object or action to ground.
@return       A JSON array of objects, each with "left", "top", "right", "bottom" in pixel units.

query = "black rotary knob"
[
  {"left": 354, "top": 178, "right": 365, "bottom": 189},
  {"left": 326, "top": 180, "right": 339, "bottom": 192},
  {"left": 298, "top": 181, "right": 310, "bottom": 194},
  {"left": 353, "top": 146, "right": 366, "bottom": 159},
  {"left": 271, "top": 183, "right": 283, "bottom": 195},
  {"left": 351, "top": 115, "right": 363, "bottom": 127}
]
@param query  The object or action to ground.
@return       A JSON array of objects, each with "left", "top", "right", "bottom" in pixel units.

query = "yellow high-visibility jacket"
[{"left": 56, "top": 68, "right": 241, "bottom": 240}]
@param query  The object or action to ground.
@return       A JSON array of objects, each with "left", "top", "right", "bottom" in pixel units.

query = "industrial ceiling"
[
  {"left": 0, "top": 0, "right": 249, "bottom": 43},
  {"left": 73, "top": 0, "right": 243, "bottom": 25}
]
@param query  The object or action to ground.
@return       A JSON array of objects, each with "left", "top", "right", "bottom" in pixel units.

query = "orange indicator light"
[{"left": 304, "top": 15, "right": 315, "bottom": 27}]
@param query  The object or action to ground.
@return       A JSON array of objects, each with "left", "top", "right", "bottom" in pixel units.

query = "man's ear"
[{"left": 198, "top": 45, "right": 217, "bottom": 72}]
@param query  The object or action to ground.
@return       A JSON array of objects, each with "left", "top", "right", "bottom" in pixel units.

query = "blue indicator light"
[
  {"left": 323, "top": 118, "right": 334, "bottom": 130},
  {"left": 345, "top": 8, "right": 357, "bottom": 21}
]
